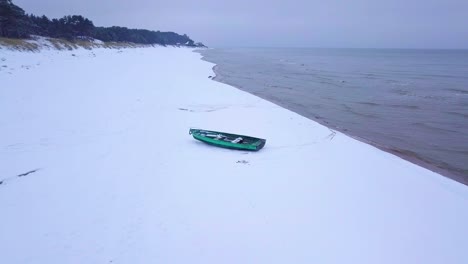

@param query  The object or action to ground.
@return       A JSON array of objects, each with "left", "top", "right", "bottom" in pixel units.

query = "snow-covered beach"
[{"left": 1, "top": 46, "right": 467, "bottom": 263}]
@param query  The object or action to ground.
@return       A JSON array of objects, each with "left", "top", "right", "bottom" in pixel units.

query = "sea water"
[{"left": 199, "top": 48, "right": 468, "bottom": 184}]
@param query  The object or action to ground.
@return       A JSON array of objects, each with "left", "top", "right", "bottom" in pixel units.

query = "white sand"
[{"left": 1, "top": 46, "right": 467, "bottom": 263}]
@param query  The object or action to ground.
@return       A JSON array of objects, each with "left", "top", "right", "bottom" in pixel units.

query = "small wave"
[
  {"left": 341, "top": 103, "right": 352, "bottom": 111},
  {"left": 390, "top": 88, "right": 410, "bottom": 95},
  {"left": 396, "top": 82, "right": 410, "bottom": 86},
  {"left": 346, "top": 108, "right": 379, "bottom": 119},
  {"left": 268, "top": 84, "right": 293, "bottom": 90},
  {"left": 387, "top": 104, "right": 420, "bottom": 110},
  {"left": 290, "top": 101, "right": 307, "bottom": 109},
  {"left": 419, "top": 73, "right": 460, "bottom": 79},
  {"left": 445, "top": 88, "right": 468, "bottom": 94},
  {"left": 352, "top": 112, "right": 378, "bottom": 119},
  {"left": 421, "top": 95, "right": 447, "bottom": 101},
  {"left": 454, "top": 149, "right": 468, "bottom": 156},
  {"left": 445, "top": 111, "right": 468, "bottom": 118},
  {"left": 357, "top": 101, "right": 380, "bottom": 107},
  {"left": 362, "top": 73, "right": 383, "bottom": 79},
  {"left": 317, "top": 80, "right": 343, "bottom": 88},
  {"left": 411, "top": 122, "right": 459, "bottom": 133}
]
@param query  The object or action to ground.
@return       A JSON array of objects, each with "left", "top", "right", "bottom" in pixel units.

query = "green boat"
[{"left": 189, "top": 128, "right": 266, "bottom": 151}]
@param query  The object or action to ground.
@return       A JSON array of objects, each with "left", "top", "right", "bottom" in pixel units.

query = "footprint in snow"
[
  {"left": 236, "top": 160, "right": 250, "bottom": 165},
  {"left": 179, "top": 106, "right": 228, "bottom": 113},
  {"left": 178, "top": 108, "right": 193, "bottom": 112}
]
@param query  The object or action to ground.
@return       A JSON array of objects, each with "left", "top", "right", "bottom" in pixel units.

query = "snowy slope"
[{"left": 0, "top": 47, "right": 467, "bottom": 264}]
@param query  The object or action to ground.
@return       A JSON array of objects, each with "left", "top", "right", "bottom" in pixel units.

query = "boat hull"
[{"left": 189, "top": 129, "right": 266, "bottom": 151}]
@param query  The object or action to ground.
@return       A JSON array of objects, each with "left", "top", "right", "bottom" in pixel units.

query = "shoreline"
[{"left": 201, "top": 55, "right": 467, "bottom": 186}]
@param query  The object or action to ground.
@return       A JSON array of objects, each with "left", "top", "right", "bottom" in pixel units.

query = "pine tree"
[
  {"left": 0, "top": 0, "right": 31, "bottom": 37},
  {"left": 0, "top": 0, "right": 204, "bottom": 46}
]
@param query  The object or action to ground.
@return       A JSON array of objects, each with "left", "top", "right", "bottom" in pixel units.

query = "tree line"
[{"left": 0, "top": 0, "right": 204, "bottom": 47}]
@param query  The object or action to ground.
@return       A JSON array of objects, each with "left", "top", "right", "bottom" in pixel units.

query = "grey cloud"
[{"left": 15, "top": 0, "right": 468, "bottom": 48}]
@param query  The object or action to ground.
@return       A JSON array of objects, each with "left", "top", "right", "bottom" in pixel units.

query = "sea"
[{"left": 199, "top": 48, "right": 468, "bottom": 185}]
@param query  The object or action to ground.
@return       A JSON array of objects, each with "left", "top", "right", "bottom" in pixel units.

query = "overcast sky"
[{"left": 15, "top": 0, "right": 468, "bottom": 48}]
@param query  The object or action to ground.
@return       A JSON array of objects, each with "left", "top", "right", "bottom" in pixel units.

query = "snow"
[
  {"left": 0, "top": 46, "right": 467, "bottom": 264},
  {"left": 92, "top": 39, "right": 105, "bottom": 45}
]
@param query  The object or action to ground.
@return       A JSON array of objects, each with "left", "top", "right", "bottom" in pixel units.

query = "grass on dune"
[{"left": 0, "top": 37, "right": 153, "bottom": 51}]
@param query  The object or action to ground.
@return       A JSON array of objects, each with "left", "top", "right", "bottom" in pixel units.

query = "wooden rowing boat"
[{"left": 189, "top": 128, "right": 266, "bottom": 151}]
